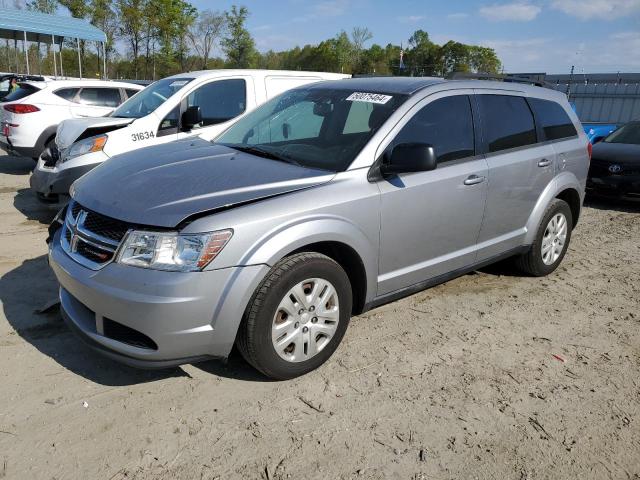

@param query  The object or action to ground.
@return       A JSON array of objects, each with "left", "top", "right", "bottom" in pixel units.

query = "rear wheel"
[
  {"left": 515, "top": 199, "right": 573, "bottom": 276},
  {"left": 237, "top": 252, "right": 352, "bottom": 380}
]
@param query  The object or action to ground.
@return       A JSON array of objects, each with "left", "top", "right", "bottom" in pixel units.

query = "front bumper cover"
[
  {"left": 31, "top": 160, "right": 97, "bottom": 198},
  {"left": 49, "top": 229, "right": 270, "bottom": 368},
  {"left": 587, "top": 174, "right": 640, "bottom": 197},
  {"left": 0, "top": 138, "right": 39, "bottom": 158}
]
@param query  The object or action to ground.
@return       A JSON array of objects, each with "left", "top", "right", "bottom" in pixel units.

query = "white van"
[{"left": 30, "top": 69, "right": 349, "bottom": 205}]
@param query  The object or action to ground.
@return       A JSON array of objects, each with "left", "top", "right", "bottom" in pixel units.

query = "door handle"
[
  {"left": 463, "top": 175, "right": 485, "bottom": 186},
  {"left": 538, "top": 158, "right": 552, "bottom": 167}
]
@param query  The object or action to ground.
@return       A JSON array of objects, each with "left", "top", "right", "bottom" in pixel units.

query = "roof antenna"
[{"left": 566, "top": 65, "right": 574, "bottom": 100}]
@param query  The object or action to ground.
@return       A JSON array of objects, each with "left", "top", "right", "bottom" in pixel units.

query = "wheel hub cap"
[
  {"left": 541, "top": 213, "right": 567, "bottom": 266},
  {"left": 271, "top": 278, "right": 339, "bottom": 363}
]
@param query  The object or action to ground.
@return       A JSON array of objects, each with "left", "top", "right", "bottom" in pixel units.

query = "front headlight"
[
  {"left": 62, "top": 135, "right": 107, "bottom": 162},
  {"left": 116, "top": 229, "right": 233, "bottom": 272}
]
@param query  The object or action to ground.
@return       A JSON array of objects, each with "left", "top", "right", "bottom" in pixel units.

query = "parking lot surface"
[{"left": 0, "top": 149, "right": 639, "bottom": 479}]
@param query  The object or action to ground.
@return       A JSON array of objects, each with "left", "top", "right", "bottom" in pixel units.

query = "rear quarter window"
[
  {"left": 125, "top": 88, "right": 140, "bottom": 99},
  {"left": 528, "top": 98, "right": 578, "bottom": 141},
  {"left": 478, "top": 94, "right": 537, "bottom": 153},
  {"left": 78, "top": 88, "right": 122, "bottom": 108},
  {"left": 54, "top": 88, "right": 80, "bottom": 102}
]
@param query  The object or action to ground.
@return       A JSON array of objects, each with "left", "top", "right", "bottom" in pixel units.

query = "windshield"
[
  {"left": 111, "top": 77, "right": 193, "bottom": 118},
  {"left": 2, "top": 83, "right": 39, "bottom": 102},
  {"left": 604, "top": 122, "right": 640, "bottom": 145},
  {"left": 216, "top": 87, "right": 407, "bottom": 171}
]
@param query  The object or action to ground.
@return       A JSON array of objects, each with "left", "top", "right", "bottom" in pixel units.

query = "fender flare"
[
  {"left": 34, "top": 125, "right": 58, "bottom": 154},
  {"left": 239, "top": 214, "right": 378, "bottom": 303},
  {"left": 524, "top": 171, "right": 584, "bottom": 245},
  {"left": 208, "top": 215, "right": 378, "bottom": 358}
]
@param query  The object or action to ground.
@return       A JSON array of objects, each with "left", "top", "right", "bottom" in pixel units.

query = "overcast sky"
[{"left": 190, "top": 0, "right": 640, "bottom": 74}]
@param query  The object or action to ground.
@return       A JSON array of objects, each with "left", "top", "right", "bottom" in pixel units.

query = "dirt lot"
[{"left": 0, "top": 149, "right": 638, "bottom": 480}]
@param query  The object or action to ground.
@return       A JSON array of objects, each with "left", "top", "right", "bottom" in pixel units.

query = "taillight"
[
  {"left": 3, "top": 104, "right": 40, "bottom": 114},
  {"left": 587, "top": 141, "right": 592, "bottom": 160}
]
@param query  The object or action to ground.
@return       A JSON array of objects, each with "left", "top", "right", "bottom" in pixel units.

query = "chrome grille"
[
  {"left": 81, "top": 210, "right": 129, "bottom": 242},
  {"left": 589, "top": 159, "right": 640, "bottom": 177},
  {"left": 70, "top": 201, "right": 82, "bottom": 218},
  {"left": 61, "top": 201, "right": 131, "bottom": 270}
]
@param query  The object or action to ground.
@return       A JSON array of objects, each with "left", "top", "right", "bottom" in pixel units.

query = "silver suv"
[{"left": 48, "top": 78, "right": 589, "bottom": 379}]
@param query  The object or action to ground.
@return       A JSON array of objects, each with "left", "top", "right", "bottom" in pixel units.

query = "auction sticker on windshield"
[{"left": 346, "top": 92, "right": 393, "bottom": 104}]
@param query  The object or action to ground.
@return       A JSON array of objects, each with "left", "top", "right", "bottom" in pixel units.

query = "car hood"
[
  {"left": 56, "top": 116, "right": 135, "bottom": 149},
  {"left": 72, "top": 138, "right": 335, "bottom": 228},
  {"left": 591, "top": 142, "right": 640, "bottom": 165}
]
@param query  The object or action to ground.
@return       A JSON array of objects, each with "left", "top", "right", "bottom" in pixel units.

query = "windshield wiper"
[{"left": 223, "top": 144, "right": 302, "bottom": 167}]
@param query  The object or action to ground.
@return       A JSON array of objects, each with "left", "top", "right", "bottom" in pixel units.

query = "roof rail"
[{"left": 450, "top": 72, "right": 549, "bottom": 87}]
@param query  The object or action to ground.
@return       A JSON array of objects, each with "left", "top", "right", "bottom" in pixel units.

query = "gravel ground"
[{"left": 0, "top": 149, "right": 639, "bottom": 480}]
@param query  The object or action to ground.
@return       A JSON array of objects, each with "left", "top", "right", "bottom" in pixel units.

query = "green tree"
[
  {"left": 468, "top": 46, "right": 501, "bottom": 74},
  {"left": 58, "top": 0, "right": 95, "bottom": 75},
  {"left": 222, "top": 5, "right": 257, "bottom": 68},
  {"left": 26, "top": 0, "right": 57, "bottom": 13},
  {"left": 333, "top": 31, "right": 352, "bottom": 73},
  {"left": 361, "top": 43, "right": 389, "bottom": 74},
  {"left": 439, "top": 41, "right": 471, "bottom": 75},
  {"left": 116, "top": 0, "right": 146, "bottom": 77},
  {"left": 90, "top": 0, "right": 117, "bottom": 77},
  {"left": 58, "top": 0, "right": 90, "bottom": 17},
  {"left": 406, "top": 30, "right": 438, "bottom": 75}
]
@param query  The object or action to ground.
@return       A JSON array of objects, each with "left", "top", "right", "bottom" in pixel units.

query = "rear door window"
[
  {"left": 2, "top": 83, "right": 39, "bottom": 102},
  {"left": 187, "top": 79, "right": 246, "bottom": 127},
  {"left": 528, "top": 98, "right": 577, "bottom": 141},
  {"left": 78, "top": 88, "right": 122, "bottom": 107},
  {"left": 477, "top": 95, "right": 537, "bottom": 153},
  {"left": 391, "top": 95, "right": 475, "bottom": 163},
  {"left": 54, "top": 88, "right": 79, "bottom": 102}
]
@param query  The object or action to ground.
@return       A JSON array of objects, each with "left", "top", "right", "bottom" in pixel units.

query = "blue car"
[{"left": 583, "top": 123, "right": 618, "bottom": 144}]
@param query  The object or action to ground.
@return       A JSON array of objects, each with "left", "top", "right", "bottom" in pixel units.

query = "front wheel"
[
  {"left": 515, "top": 198, "right": 573, "bottom": 276},
  {"left": 237, "top": 252, "right": 352, "bottom": 380}
]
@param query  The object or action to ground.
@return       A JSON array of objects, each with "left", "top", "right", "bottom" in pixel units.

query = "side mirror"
[
  {"left": 181, "top": 105, "right": 202, "bottom": 131},
  {"left": 380, "top": 143, "right": 437, "bottom": 176}
]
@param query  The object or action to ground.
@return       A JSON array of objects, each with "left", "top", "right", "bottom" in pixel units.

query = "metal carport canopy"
[{"left": 0, "top": 8, "right": 106, "bottom": 43}]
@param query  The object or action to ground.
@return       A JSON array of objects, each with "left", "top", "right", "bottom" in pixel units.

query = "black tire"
[
  {"left": 237, "top": 252, "right": 352, "bottom": 380},
  {"left": 515, "top": 198, "right": 573, "bottom": 276},
  {"left": 34, "top": 137, "right": 55, "bottom": 162}
]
